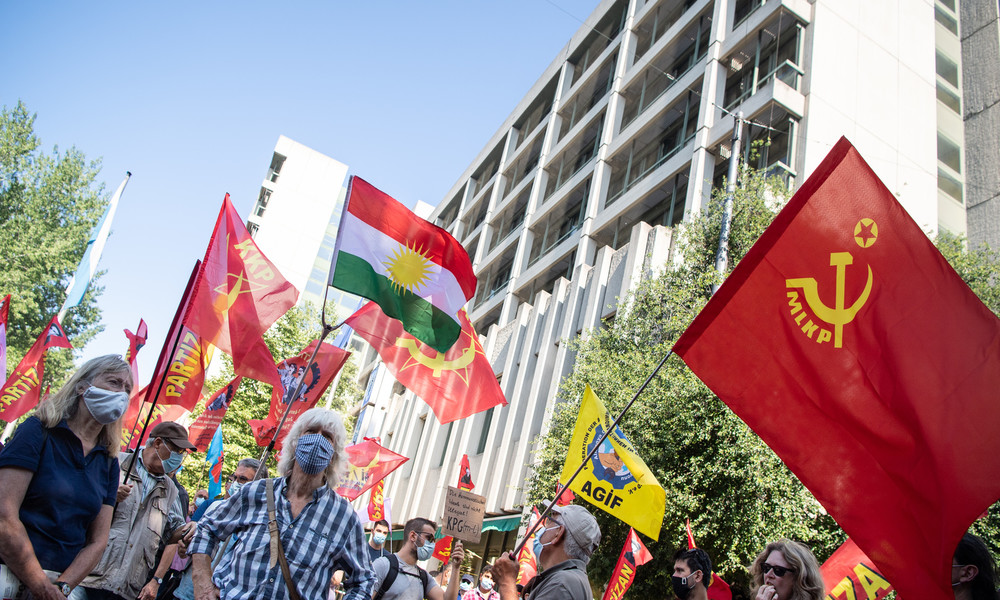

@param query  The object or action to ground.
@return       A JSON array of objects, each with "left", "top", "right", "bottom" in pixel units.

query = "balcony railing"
[{"left": 725, "top": 60, "right": 803, "bottom": 111}]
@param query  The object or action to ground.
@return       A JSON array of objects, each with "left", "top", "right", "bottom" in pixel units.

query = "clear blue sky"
[{"left": 2, "top": 1, "right": 600, "bottom": 376}]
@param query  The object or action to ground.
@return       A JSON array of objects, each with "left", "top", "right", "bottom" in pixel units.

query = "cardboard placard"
[{"left": 442, "top": 486, "right": 486, "bottom": 543}]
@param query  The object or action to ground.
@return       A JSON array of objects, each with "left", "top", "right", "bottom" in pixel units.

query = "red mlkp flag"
[
  {"left": 674, "top": 137, "right": 1000, "bottom": 600},
  {"left": 335, "top": 438, "right": 409, "bottom": 501},
  {"left": 0, "top": 316, "right": 72, "bottom": 422},
  {"left": 345, "top": 302, "right": 506, "bottom": 424},
  {"left": 367, "top": 479, "right": 386, "bottom": 522},
  {"left": 601, "top": 528, "right": 652, "bottom": 600},
  {"left": 458, "top": 453, "right": 475, "bottom": 491},
  {"left": 184, "top": 194, "right": 298, "bottom": 389},
  {"left": 821, "top": 538, "right": 893, "bottom": 599},
  {"left": 248, "top": 340, "right": 350, "bottom": 448},
  {"left": 189, "top": 375, "right": 244, "bottom": 451}
]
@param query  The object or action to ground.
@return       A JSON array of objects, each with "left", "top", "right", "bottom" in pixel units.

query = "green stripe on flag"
[{"left": 333, "top": 252, "right": 463, "bottom": 352}]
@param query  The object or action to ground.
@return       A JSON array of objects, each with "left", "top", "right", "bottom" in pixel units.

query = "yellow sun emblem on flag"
[{"left": 383, "top": 242, "right": 433, "bottom": 294}]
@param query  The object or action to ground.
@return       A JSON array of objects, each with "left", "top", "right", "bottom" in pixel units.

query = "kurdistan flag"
[
  {"left": 560, "top": 385, "right": 666, "bottom": 540},
  {"left": 329, "top": 177, "right": 477, "bottom": 353}
]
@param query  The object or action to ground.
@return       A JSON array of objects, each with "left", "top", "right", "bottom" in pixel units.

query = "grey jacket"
[{"left": 81, "top": 451, "right": 181, "bottom": 598}]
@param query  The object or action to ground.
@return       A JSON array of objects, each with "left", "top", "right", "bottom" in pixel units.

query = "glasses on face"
[
  {"left": 763, "top": 563, "right": 795, "bottom": 578},
  {"left": 418, "top": 531, "right": 435, "bottom": 543}
]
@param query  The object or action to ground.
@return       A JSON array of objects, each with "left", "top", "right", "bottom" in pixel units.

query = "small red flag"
[
  {"left": 367, "top": 479, "right": 385, "bottom": 522},
  {"left": 345, "top": 302, "right": 506, "bottom": 424},
  {"left": 188, "top": 375, "right": 243, "bottom": 451},
  {"left": 674, "top": 137, "right": 1000, "bottom": 600},
  {"left": 432, "top": 536, "right": 453, "bottom": 562},
  {"left": 0, "top": 294, "right": 11, "bottom": 380},
  {"left": 458, "top": 453, "right": 474, "bottom": 491},
  {"left": 517, "top": 507, "right": 541, "bottom": 587},
  {"left": 821, "top": 538, "right": 893, "bottom": 600},
  {"left": 686, "top": 519, "right": 696, "bottom": 549},
  {"left": 0, "top": 316, "right": 72, "bottom": 422},
  {"left": 601, "top": 528, "right": 652, "bottom": 600},
  {"left": 554, "top": 482, "right": 575, "bottom": 506},
  {"left": 335, "top": 438, "right": 409, "bottom": 501},
  {"left": 123, "top": 318, "right": 148, "bottom": 392},
  {"left": 248, "top": 340, "right": 350, "bottom": 448},
  {"left": 184, "top": 194, "right": 298, "bottom": 389}
]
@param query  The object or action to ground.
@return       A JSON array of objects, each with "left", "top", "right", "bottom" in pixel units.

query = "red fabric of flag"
[
  {"left": 0, "top": 316, "right": 72, "bottom": 422},
  {"left": 248, "top": 340, "right": 350, "bottom": 448},
  {"left": 820, "top": 538, "right": 893, "bottom": 600},
  {"left": 335, "top": 438, "right": 409, "bottom": 501},
  {"left": 674, "top": 137, "right": 1000, "bottom": 600},
  {"left": 184, "top": 194, "right": 298, "bottom": 388},
  {"left": 345, "top": 302, "right": 507, "bottom": 424},
  {"left": 601, "top": 528, "right": 652, "bottom": 600},
  {"left": 554, "top": 482, "right": 575, "bottom": 506},
  {"left": 517, "top": 507, "right": 541, "bottom": 587},
  {"left": 0, "top": 294, "right": 11, "bottom": 380},
  {"left": 123, "top": 318, "right": 148, "bottom": 396},
  {"left": 367, "top": 479, "right": 385, "bottom": 522},
  {"left": 458, "top": 453, "right": 474, "bottom": 490},
  {"left": 124, "top": 402, "right": 189, "bottom": 451},
  {"left": 189, "top": 375, "right": 243, "bottom": 451},
  {"left": 432, "top": 536, "right": 453, "bottom": 562}
]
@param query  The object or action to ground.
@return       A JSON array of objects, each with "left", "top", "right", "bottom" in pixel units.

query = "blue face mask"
[
  {"left": 195, "top": 497, "right": 206, "bottom": 508},
  {"left": 228, "top": 481, "right": 244, "bottom": 497},
  {"left": 372, "top": 532, "right": 387, "bottom": 545},
  {"left": 295, "top": 433, "right": 334, "bottom": 475},
  {"left": 159, "top": 442, "right": 184, "bottom": 473},
  {"left": 416, "top": 538, "right": 434, "bottom": 561}
]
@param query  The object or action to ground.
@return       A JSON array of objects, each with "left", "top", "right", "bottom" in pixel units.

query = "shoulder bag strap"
[{"left": 265, "top": 478, "right": 302, "bottom": 600}]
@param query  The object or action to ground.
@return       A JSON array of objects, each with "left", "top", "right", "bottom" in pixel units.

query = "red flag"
[
  {"left": 335, "top": 438, "right": 409, "bottom": 501},
  {"left": 0, "top": 316, "right": 72, "bottom": 422},
  {"left": 345, "top": 302, "right": 506, "bottom": 424},
  {"left": 684, "top": 521, "right": 731, "bottom": 600},
  {"left": 458, "top": 453, "right": 474, "bottom": 491},
  {"left": 674, "top": 137, "right": 1000, "bottom": 600},
  {"left": 367, "top": 479, "right": 385, "bottom": 522},
  {"left": 686, "top": 519, "right": 696, "bottom": 549},
  {"left": 821, "top": 538, "right": 893, "bottom": 600},
  {"left": 601, "top": 528, "right": 652, "bottom": 600},
  {"left": 432, "top": 536, "right": 453, "bottom": 562},
  {"left": 184, "top": 194, "right": 298, "bottom": 388},
  {"left": 124, "top": 402, "right": 189, "bottom": 451},
  {"left": 248, "top": 340, "right": 350, "bottom": 447},
  {"left": 0, "top": 294, "right": 11, "bottom": 380},
  {"left": 123, "top": 318, "right": 148, "bottom": 392},
  {"left": 554, "top": 482, "right": 575, "bottom": 506},
  {"left": 517, "top": 507, "right": 541, "bottom": 587},
  {"left": 188, "top": 375, "right": 244, "bottom": 451}
]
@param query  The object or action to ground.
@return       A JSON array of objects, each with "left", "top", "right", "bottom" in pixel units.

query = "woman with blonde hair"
[
  {"left": 750, "top": 539, "right": 825, "bottom": 600},
  {"left": 0, "top": 354, "right": 132, "bottom": 600}
]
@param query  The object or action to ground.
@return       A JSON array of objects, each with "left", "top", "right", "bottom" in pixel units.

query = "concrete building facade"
[{"left": 350, "top": 0, "right": 974, "bottom": 568}]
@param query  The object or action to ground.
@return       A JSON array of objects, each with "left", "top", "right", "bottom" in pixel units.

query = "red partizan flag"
[
  {"left": 184, "top": 194, "right": 298, "bottom": 388},
  {"left": 674, "top": 137, "right": 1000, "bottom": 600},
  {"left": 601, "top": 528, "right": 652, "bottom": 600},
  {"left": 123, "top": 318, "right": 148, "bottom": 395},
  {"left": 248, "top": 340, "right": 350, "bottom": 447},
  {"left": 123, "top": 402, "right": 189, "bottom": 451},
  {"left": 367, "top": 479, "right": 386, "bottom": 522},
  {"left": 189, "top": 375, "right": 244, "bottom": 451},
  {"left": 345, "top": 302, "right": 506, "bottom": 424},
  {"left": 0, "top": 316, "right": 72, "bottom": 422},
  {"left": 458, "top": 453, "right": 474, "bottom": 491},
  {"left": 0, "top": 294, "right": 11, "bottom": 380},
  {"left": 821, "top": 538, "right": 893, "bottom": 600},
  {"left": 335, "top": 438, "right": 409, "bottom": 501}
]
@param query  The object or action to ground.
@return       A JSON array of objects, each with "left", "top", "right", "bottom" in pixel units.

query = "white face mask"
[{"left": 82, "top": 386, "right": 129, "bottom": 425}]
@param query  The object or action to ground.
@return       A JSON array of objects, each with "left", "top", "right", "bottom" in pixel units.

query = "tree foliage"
[
  {"left": 0, "top": 101, "right": 107, "bottom": 384},
  {"left": 527, "top": 161, "right": 1000, "bottom": 596}
]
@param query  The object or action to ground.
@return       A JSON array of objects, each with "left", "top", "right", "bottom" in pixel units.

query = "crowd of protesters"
[{"left": 1, "top": 354, "right": 997, "bottom": 600}]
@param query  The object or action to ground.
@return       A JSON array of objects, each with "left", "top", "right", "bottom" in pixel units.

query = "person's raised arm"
[{"left": 491, "top": 552, "right": 520, "bottom": 600}]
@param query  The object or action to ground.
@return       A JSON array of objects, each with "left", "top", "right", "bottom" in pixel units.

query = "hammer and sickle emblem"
[
  {"left": 394, "top": 338, "right": 477, "bottom": 377},
  {"left": 786, "top": 252, "right": 873, "bottom": 348}
]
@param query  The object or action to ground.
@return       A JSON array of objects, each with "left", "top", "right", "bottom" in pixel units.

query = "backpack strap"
[
  {"left": 374, "top": 554, "right": 401, "bottom": 600},
  {"left": 418, "top": 567, "right": 430, "bottom": 598}
]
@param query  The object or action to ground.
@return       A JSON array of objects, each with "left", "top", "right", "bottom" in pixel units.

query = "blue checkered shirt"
[{"left": 188, "top": 477, "right": 374, "bottom": 600}]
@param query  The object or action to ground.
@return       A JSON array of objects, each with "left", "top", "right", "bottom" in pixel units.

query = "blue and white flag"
[
  {"left": 59, "top": 172, "right": 131, "bottom": 319},
  {"left": 206, "top": 426, "right": 224, "bottom": 500}
]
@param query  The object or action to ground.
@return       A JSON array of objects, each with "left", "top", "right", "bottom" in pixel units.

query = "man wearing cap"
[
  {"left": 493, "top": 503, "right": 601, "bottom": 600},
  {"left": 78, "top": 422, "right": 196, "bottom": 600}
]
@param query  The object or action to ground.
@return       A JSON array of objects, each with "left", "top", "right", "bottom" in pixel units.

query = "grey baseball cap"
[{"left": 549, "top": 503, "right": 601, "bottom": 556}]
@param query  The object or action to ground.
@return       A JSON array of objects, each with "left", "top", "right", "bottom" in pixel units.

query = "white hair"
[{"left": 277, "top": 407, "right": 347, "bottom": 484}]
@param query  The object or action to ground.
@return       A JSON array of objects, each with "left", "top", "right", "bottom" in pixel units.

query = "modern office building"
[
  {"left": 350, "top": 0, "right": 978, "bottom": 569},
  {"left": 246, "top": 135, "right": 357, "bottom": 316}
]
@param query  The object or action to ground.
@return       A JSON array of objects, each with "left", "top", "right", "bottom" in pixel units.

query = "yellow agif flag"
[{"left": 559, "top": 385, "right": 665, "bottom": 540}]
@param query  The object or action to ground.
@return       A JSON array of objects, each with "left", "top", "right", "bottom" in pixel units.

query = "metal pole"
[
  {"left": 511, "top": 349, "right": 676, "bottom": 557},
  {"left": 712, "top": 111, "right": 744, "bottom": 294}
]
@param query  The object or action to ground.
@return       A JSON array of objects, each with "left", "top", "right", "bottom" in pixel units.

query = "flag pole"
[
  {"left": 123, "top": 260, "right": 201, "bottom": 482},
  {"left": 711, "top": 112, "right": 744, "bottom": 295},
  {"left": 511, "top": 349, "right": 676, "bottom": 557}
]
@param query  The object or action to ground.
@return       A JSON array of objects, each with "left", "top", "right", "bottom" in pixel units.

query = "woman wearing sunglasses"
[{"left": 749, "top": 539, "right": 824, "bottom": 600}]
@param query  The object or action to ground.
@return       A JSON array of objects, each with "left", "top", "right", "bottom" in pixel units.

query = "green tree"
[
  {"left": 175, "top": 302, "right": 365, "bottom": 496},
  {"left": 0, "top": 101, "right": 107, "bottom": 389}
]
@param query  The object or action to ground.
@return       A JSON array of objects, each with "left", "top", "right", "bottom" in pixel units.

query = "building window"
[
  {"left": 938, "top": 168, "right": 963, "bottom": 204},
  {"left": 936, "top": 51, "right": 959, "bottom": 88},
  {"left": 935, "top": 5, "right": 959, "bottom": 35},
  {"left": 937, "top": 82, "right": 962, "bottom": 114},
  {"left": 267, "top": 152, "right": 287, "bottom": 183},
  {"left": 733, "top": 0, "right": 766, "bottom": 27},
  {"left": 254, "top": 187, "right": 271, "bottom": 217},
  {"left": 438, "top": 422, "right": 454, "bottom": 467},
  {"left": 247, "top": 222, "right": 259, "bottom": 237},
  {"left": 477, "top": 407, "right": 495, "bottom": 454},
  {"left": 937, "top": 132, "right": 962, "bottom": 173}
]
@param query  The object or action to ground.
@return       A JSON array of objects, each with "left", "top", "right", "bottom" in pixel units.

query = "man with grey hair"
[
  {"left": 187, "top": 408, "right": 374, "bottom": 600},
  {"left": 492, "top": 503, "right": 601, "bottom": 600}
]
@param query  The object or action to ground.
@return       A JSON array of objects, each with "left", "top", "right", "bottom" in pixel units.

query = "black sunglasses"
[{"left": 763, "top": 563, "right": 795, "bottom": 578}]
